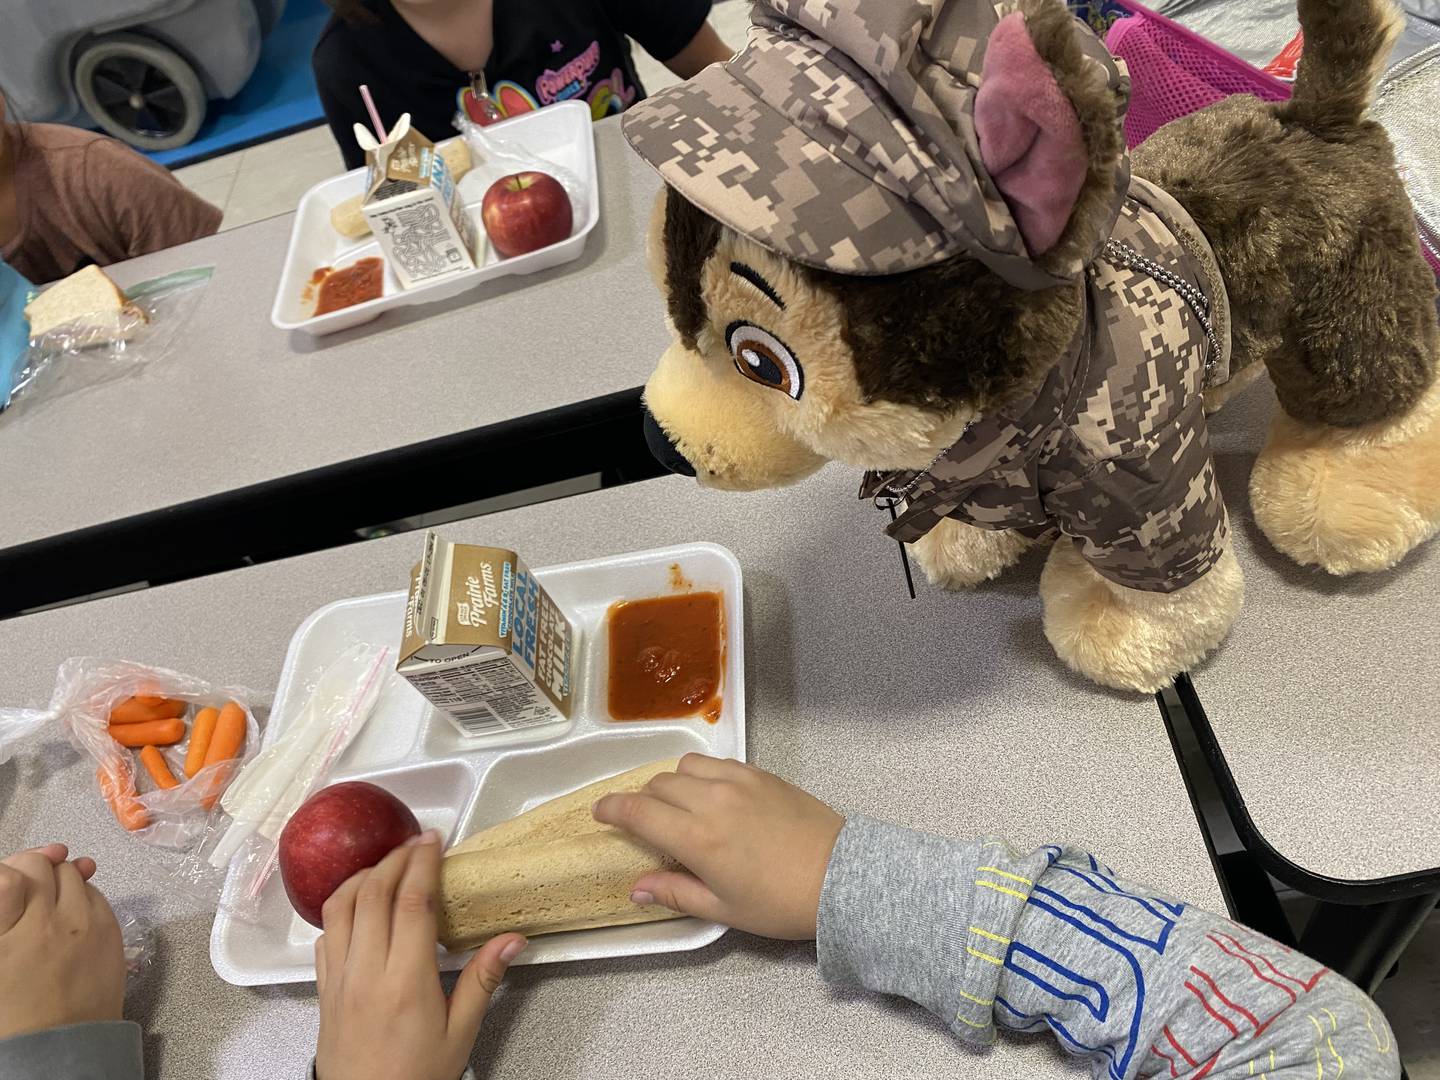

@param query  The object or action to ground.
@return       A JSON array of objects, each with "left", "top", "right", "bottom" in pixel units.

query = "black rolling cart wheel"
[{"left": 74, "top": 33, "right": 207, "bottom": 151}]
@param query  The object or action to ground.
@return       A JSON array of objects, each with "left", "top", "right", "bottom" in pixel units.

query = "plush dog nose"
[{"left": 642, "top": 408, "right": 696, "bottom": 477}]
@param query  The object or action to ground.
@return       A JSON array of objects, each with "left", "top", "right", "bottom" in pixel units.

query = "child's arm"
[
  {"left": 605, "top": 1, "right": 734, "bottom": 80},
  {"left": 659, "top": 21, "right": 735, "bottom": 80},
  {"left": 822, "top": 817, "right": 1398, "bottom": 1079},
  {"left": 80, "top": 138, "right": 222, "bottom": 261},
  {"left": 595, "top": 756, "right": 1401, "bottom": 1080},
  {"left": 0, "top": 1021, "right": 142, "bottom": 1078},
  {"left": 0, "top": 843, "right": 141, "bottom": 1079}
]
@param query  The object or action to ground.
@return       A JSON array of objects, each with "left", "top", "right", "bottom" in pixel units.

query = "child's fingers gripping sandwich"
[{"left": 447, "top": 757, "right": 677, "bottom": 856}]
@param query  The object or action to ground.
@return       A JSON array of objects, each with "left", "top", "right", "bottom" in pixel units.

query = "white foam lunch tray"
[
  {"left": 210, "top": 542, "right": 744, "bottom": 986},
  {"left": 271, "top": 100, "right": 599, "bottom": 336}
]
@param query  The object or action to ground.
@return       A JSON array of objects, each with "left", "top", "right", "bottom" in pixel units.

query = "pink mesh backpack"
[
  {"left": 1103, "top": 0, "right": 1292, "bottom": 148},
  {"left": 1104, "top": 1, "right": 1440, "bottom": 276}
]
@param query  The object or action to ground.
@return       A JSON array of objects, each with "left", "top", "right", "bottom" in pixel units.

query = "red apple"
[
  {"left": 481, "top": 171, "right": 573, "bottom": 258},
  {"left": 278, "top": 781, "right": 421, "bottom": 928}
]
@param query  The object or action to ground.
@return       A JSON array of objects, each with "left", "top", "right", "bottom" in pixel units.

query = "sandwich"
[
  {"left": 438, "top": 758, "right": 684, "bottom": 950},
  {"left": 23, "top": 265, "right": 146, "bottom": 343}
]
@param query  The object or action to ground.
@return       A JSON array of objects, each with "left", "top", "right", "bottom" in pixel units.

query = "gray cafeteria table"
[
  {"left": 1167, "top": 376, "right": 1440, "bottom": 993},
  {"left": 0, "top": 467, "right": 1224, "bottom": 1079},
  {"left": 0, "top": 116, "right": 668, "bottom": 613}
]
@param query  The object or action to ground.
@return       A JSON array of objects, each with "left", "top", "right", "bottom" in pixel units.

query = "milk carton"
[
  {"left": 362, "top": 126, "right": 478, "bottom": 288},
  {"left": 398, "top": 532, "right": 577, "bottom": 738}
]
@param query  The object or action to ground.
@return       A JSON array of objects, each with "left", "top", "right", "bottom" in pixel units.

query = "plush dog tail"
[{"left": 1278, "top": 0, "right": 1402, "bottom": 131}]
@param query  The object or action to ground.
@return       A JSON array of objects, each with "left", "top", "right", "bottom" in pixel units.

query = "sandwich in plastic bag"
[{"left": 3, "top": 264, "right": 213, "bottom": 419}]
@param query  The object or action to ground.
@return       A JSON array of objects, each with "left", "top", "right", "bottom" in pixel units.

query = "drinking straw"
[{"left": 359, "top": 84, "right": 387, "bottom": 142}]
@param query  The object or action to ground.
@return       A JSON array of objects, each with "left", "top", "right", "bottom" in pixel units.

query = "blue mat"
[{"left": 147, "top": 0, "right": 331, "bottom": 169}]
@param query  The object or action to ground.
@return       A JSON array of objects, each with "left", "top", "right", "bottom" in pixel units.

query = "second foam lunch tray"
[{"left": 271, "top": 101, "right": 599, "bottom": 336}]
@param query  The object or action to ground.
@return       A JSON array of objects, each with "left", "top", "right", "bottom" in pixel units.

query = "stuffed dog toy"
[{"left": 624, "top": 0, "right": 1440, "bottom": 692}]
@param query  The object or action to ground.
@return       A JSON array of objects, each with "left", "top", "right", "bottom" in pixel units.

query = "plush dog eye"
[{"left": 726, "top": 321, "right": 803, "bottom": 400}]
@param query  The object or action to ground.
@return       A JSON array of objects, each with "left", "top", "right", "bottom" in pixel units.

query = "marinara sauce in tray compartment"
[
  {"left": 209, "top": 542, "right": 744, "bottom": 986},
  {"left": 607, "top": 592, "right": 725, "bottom": 722}
]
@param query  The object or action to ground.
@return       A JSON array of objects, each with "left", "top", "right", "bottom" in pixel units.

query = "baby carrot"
[
  {"left": 110, "top": 696, "right": 187, "bottom": 724},
  {"left": 97, "top": 759, "right": 149, "bottom": 831},
  {"left": 200, "top": 701, "right": 247, "bottom": 809},
  {"left": 184, "top": 706, "right": 219, "bottom": 779},
  {"left": 107, "top": 718, "right": 186, "bottom": 747},
  {"left": 202, "top": 702, "right": 246, "bottom": 768},
  {"left": 138, "top": 745, "right": 180, "bottom": 790}
]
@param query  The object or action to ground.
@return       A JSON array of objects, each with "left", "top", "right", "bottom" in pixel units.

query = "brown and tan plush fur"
[
  {"left": 641, "top": 0, "right": 1440, "bottom": 691},
  {"left": 1134, "top": 1, "right": 1436, "bottom": 429},
  {"left": 1132, "top": 0, "right": 1440, "bottom": 576}
]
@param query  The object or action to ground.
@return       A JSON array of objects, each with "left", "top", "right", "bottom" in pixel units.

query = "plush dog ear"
[{"left": 974, "top": 0, "right": 1128, "bottom": 267}]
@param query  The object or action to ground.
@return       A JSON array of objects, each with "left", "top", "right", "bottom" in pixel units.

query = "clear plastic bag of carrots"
[{"left": 0, "top": 657, "right": 261, "bottom": 848}]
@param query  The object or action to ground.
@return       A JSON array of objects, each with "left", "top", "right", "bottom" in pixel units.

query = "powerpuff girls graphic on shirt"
[{"left": 458, "top": 38, "right": 638, "bottom": 124}]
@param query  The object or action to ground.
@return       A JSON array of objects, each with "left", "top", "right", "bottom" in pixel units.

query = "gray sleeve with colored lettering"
[
  {"left": 816, "top": 817, "right": 1400, "bottom": 1079},
  {"left": 0, "top": 1021, "right": 143, "bottom": 1080}
]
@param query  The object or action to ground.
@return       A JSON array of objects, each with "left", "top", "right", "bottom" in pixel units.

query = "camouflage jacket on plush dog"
[
  {"left": 856, "top": 178, "right": 1232, "bottom": 593},
  {"left": 625, "top": 0, "right": 1440, "bottom": 692}
]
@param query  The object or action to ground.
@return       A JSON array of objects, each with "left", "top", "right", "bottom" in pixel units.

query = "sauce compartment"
[
  {"left": 540, "top": 543, "right": 744, "bottom": 736},
  {"left": 607, "top": 592, "right": 724, "bottom": 722}
]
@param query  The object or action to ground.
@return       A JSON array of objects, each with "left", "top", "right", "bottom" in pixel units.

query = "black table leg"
[
  {"left": 1299, "top": 893, "right": 1440, "bottom": 997},
  {"left": 1155, "top": 680, "right": 1293, "bottom": 942},
  {"left": 1157, "top": 675, "right": 1440, "bottom": 1074}
]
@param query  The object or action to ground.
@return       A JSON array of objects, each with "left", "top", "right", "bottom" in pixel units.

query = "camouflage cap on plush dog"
[{"left": 623, "top": 0, "right": 1131, "bottom": 289}]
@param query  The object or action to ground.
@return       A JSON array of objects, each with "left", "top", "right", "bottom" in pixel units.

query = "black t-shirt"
[{"left": 314, "top": 0, "right": 710, "bottom": 169}]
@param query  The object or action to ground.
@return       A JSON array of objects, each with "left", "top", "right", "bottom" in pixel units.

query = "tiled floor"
[
  {"left": 170, "top": 4, "right": 1439, "bottom": 1073},
  {"left": 1375, "top": 913, "right": 1440, "bottom": 1079},
  {"left": 173, "top": 1, "right": 752, "bottom": 230},
  {"left": 173, "top": 125, "right": 345, "bottom": 231}
]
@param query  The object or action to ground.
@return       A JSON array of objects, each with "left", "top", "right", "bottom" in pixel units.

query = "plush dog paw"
[
  {"left": 1202, "top": 360, "right": 1265, "bottom": 416},
  {"left": 1039, "top": 540, "right": 1244, "bottom": 693},
  {"left": 909, "top": 519, "right": 1033, "bottom": 589},
  {"left": 1250, "top": 383, "right": 1440, "bottom": 575}
]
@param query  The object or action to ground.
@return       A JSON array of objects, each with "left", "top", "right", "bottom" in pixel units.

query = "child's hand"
[
  {"left": 592, "top": 755, "right": 844, "bottom": 940},
  {"left": 314, "top": 831, "right": 526, "bottom": 1080},
  {"left": 0, "top": 843, "right": 124, "bottom": 1040}
]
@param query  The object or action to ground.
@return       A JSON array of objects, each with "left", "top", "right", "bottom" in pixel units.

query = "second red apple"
[{"left": 481, "top": 171, "right": 573, "bottom": 258}]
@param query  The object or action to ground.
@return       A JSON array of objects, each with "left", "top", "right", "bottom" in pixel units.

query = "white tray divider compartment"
[{"left": 209, "top": 756, "right": 481, "bottom": 987}]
